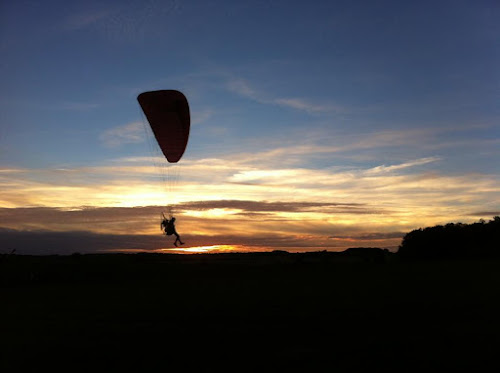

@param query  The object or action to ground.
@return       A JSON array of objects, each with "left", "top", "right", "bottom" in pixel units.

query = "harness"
[{"left": 162, "top": 219, "right": 175, "bottom": 236}]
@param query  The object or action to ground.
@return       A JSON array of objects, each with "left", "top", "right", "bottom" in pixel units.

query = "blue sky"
[{"left": 1, "top": 0, "right": 499, "bottom": 254}]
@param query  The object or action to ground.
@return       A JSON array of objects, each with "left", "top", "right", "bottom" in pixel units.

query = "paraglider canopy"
[{"left": 137, "top": 90, "right": 190, "bottom": 163}]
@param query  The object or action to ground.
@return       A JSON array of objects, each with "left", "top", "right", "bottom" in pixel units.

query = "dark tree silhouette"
[
  {"left": 342, "top": 247, "right": 389, "bottom": 262},
  {"left": 398, "top": 216, "right": 500, "bottom": 260}
]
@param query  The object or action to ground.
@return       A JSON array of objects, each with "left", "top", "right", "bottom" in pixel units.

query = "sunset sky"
[{"left": 1, "top": 0, "right": 499, "bottom": 254}]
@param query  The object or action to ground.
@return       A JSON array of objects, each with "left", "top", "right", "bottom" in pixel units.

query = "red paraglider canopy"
[{"left": 137, "top": 90, "right": 190, "bottom": 163}]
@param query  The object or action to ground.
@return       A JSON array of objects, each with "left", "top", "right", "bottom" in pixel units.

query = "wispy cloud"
[
  {"left": 0, "top": 98, "right": 100, "bottom": 112},
  {"left": 58, "top": 101, "right": 100, "bottom": 111},
  {"left": 365, "top": 157, "right": 441, "bottom": 175},
  {"left": 201, "top": 127, "right": 441, "bottom": 168},
  {"left": 273, "top": 98, "right": 344, "bottom": 114},
  {"left": 226, "top": 78, "right": 259, "bottom": 100},
  {"left": 2, "top": 120, "right": 499, "bottom": 253},
  {"left": 225, "top": 77, "right": 346, "bottom": 114},
  {"left": 191, "top": 108, "right": 216, "bottom": 125},
  {"left": 2, "top": 150, "right": 499, "bottom": 213},
  {"left": 62, "top": 1, "right": 181, "bottom": 42},
  {"left": 99, "top": 122, "right": 145, "bottom": 147},
  {"left": 64, "top": 10, "right": 112, "bottom": 30}
]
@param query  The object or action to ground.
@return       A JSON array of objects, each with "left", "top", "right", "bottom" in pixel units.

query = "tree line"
[{"left": 398, "top": 216, "right": 500, "bottom": 260}]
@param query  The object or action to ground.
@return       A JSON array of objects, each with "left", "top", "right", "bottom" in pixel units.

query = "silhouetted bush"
[
  {"left": 398, "top": 216, "right": 500, "bottom": 260},
  {"left": 342, "top": 247, "right": 389, "bottom": 263}
]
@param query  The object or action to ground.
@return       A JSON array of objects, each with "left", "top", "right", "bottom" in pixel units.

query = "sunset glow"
[
  {"left": 1, "top": 1, "right": 499, "bottom": 255},
  {"left": 161, "top": 245, "right": 248, "bottom": 254}
]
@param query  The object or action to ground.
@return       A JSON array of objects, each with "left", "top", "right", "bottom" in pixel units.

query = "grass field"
[{"left": 2, "top": 252, "right": 500, "bottom": 372}]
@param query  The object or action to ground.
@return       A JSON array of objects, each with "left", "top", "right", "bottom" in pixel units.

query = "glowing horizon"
[
  {"left": 159, "top": 245, "right": 251, "bottom": 254},
  {"left": 1, "top": 1, "right": 499, "bottom": 255}
]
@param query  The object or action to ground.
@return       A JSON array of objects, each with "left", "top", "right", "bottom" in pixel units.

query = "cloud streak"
[
  {"left": 0, "top": 227, "right": 347, "bottom": 255},
  {"left": 0, "top": 200, "right": 402, "bottom": 254},
  {"left": 2, "top": 121, "right": 498, "bottom": 255},
  {"left": 226, "top": 77, "right": 346, "bottom": 114},
  {"left": 64, "top": 10, "right": 112, "bottom": 30},
  {"left": 99, "top": 122, "right": 145, "bottom": 147},
  {"left": 365, "top": 157, "right": 441, "bottom": 175},
  {"left": 1, "top": 149, "right": 498, "bottom": 222},
  {"left": 176, "top": 200, "right": 366, "bottom": 213}
]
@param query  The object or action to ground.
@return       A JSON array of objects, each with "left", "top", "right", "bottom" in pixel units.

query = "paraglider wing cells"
[{"left": 137, "top": 90, "right": 190, "bottom": 163}]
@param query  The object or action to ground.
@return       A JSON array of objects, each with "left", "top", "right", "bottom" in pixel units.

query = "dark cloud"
[
  {"left": 0, "top": 228, "right": 345, "bottom": 255},
  {"left": 0, "top": 228, "right": 165, "bottom": 255},
  {"left": 0, "top": 202, "right": 394, "bottom": 255},
  {"left": 0, "top": 200, "right": 382, "bottom": 231},
  {"left": 203, "top": 234, "right": 346, "bottom": 249},
  {"left": 0, "top": 206, "right": 163, "bottom": 233},
  {"left": 176, "top": 200, "right": 379, "bottom": 214},
  {"left": 467, "top": 212, "right": 500, "bottom": 218},
  {"left": 179, "top": 200, "right": 363, "bottom": 212},
  {"left": 330, "top": 232, "right": 405, "bottom": 240}
]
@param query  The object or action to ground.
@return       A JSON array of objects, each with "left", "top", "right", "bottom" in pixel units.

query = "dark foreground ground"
[{"left": 1, "top": 251, "right": 500, "bottom": 372}]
